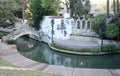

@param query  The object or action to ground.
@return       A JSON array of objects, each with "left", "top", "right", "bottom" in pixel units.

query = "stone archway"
[
  {"left": 82, "top": 20, "right": 85, "bottom": 29},
  {"left": 87, "top": 21, "right": 90, "bottom": 30},
  {"left": 77, "top": 20, "right": 80, "bottom": 29}
]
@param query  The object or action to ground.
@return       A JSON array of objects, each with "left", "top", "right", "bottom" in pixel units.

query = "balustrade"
[{"left": 2, "top": 24, "right": 41, "bottom": 41}]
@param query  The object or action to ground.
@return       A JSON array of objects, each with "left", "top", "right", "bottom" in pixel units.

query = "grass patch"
[
  {"left": 0, "top": 69, "right": 61, "bottom": 76},
  {"left": 70, "top": 34, "right": 99, "bottom": 38},
  {"left": 0, "top": 59, "right": 17, "bottom": 67},
  {"left": 7, "top": 39, "right": 16, "bottom": 44},
  {"left": 0, "top": 33, "right": 4, "bottom": 39},
  {"left": 0, "top": 59, "right": 62, "bottom": 76}
]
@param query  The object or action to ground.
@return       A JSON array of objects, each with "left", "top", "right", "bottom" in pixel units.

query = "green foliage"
[
  {"left": 102, "top": 44, "right": 117, "bottom": 53},
  {"left": 105, "top": 23, "right": 119, "bottom": 39},
  {"left": 91, "top": 14, "right": 107, "bottom": 35},
  {"left": 70, "top": 34, "right": 99, "bottom": 38},
  {"left": 7, "top": 39, "right": 16, "bottom": 44},
  {"left": 42, "top": 0, "right": 61, "bottom": 16},
  {"left": 29, "top": 0, "right": 44, "bottom": 30},
  {"left": 110, "top": 11, "right": 120, "bottom": 40},
  {"left": 0, "top": 59, "right": 17, "bottom": 67},
  {"left": 0, "top": 33, "right": 4, "bottom": 39},
  {"left": 84, "top": 0, "right": 91, "bottom": 15},
  {"left": 0, "top": 0, "right": 21, "bottom": 23},
  {"left": 0, "top": 69, "right": 61, "bottom": 76},
  {"left": 90, "top": 48, "right": 99, "bottom": 54},
  {"left": 28, "top": 0, "right": 60, "bottom": 30},
  {"left": 69, "top": 0, "right": 91, "bottom": 17}
]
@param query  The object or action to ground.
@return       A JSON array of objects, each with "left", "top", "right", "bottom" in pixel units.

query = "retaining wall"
[{"left": 71, "top": 36, "right": 120, "bottom": 50}]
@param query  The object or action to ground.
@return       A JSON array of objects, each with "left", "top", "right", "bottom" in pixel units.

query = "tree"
[
  {"left": 84, "top": 0, "right": 91, "bottom": 15},
  {"left": 42, "top": 0, "right": 60, "bottom": 16},
  {"left": 65, "top": 0, "right": 69, "bottom": 13},
  {"left": 105, "top": 23, "right": 119, "bottom": 39},
  {"left": 69, "top": 0, "right": 74, "bottom": 17},
  {"left": 69, "top": 0, "right": 84, "bottom": 18},
  {"left": 29, "top": 0, "right": 44, "bottom": 30},
  {"left": 110, "top": 11, "right": 120, "bottom": 40},
  {"left": 69, "top": 0, "right": 91, "bottom": 18},
  {"left": 107, "top": 0, "right": 110, "bottom": 19},
  {"left": 117, "top": 0, "right": 120, "bottom": 12},
  {"left": 113, "top": 0, "right": 116, "bottom": 15},
  {"left": 91, "top": 14, "right": 107, "bottom": 35},
  {"left": 28, "top": 0, "right": 60, "bottom": 30},
  {"left": 0, "top": 0, "right": 21, "bottom": 23},
  {"left": 74, "top": 0, "right": 84, "bottom": 17}
]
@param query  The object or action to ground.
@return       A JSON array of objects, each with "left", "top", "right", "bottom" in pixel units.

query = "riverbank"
[
  {"left": 49, "top": 43, "right": 119, "bottom": 56},
  {"left": 49, "top": 37, "right": 119, "bottom": 55},
  {"left": 1, "top": 42, "right": 120, "bottom": 76}
]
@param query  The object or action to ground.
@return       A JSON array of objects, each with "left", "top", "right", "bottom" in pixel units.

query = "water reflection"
[{"left": 16, "top": 36, "right": 120, "bottom": 69}]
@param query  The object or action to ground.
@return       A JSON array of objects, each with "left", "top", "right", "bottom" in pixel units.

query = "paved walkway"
[
  {"left": 55, "top": 39, "right": 100, "bottom": 49},
  {"left": 0, "top": 42, "right": 120, "bottom": 76}
]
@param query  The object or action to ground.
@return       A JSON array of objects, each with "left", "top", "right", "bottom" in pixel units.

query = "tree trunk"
[
  {"left": 113, "top": 0, "right": 116, "bottom": 15},
  {"left": 65, "top": 0, "right": 69, "bottom": 13},
  {"left": 107, "top": 0, "right": 110, "bottom": 18},
  {"left": 117, "top": 0, "right": 119, "bottom": 12}
]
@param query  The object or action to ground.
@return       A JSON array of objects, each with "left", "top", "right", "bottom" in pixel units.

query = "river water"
[{"left": 16, "top": 36, "right": 120, "bottom": 69}]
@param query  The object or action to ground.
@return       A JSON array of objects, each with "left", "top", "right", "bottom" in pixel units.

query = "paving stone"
[
  {"left": 1, "top": 42, "right": 120, "bottom": 76},
  {"left": 72, "top": 68, "right": 113, "bottom": 76},
  {"left": 113, "top": 69, "right": 120, "bottom": 76},
  {"left": 42, "top": 65, "right": 74, "bottom": 76}
]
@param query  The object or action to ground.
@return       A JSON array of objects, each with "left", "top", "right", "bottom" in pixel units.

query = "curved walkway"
[
  {"left": 54, "top": 39, "right": 100, "bottom": 49},
  {"left": 1, "top": 42, "right": 120, "bottom": 76}
]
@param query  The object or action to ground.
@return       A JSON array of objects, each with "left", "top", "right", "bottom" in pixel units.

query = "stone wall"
[
  {"left": 71, "top": 36, "right": 120, "bottom": 50},
  {"left": 72, "top": 18, "right": 96, "bottom": 36}
]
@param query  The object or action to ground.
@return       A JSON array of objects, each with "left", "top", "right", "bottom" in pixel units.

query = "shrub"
[
  {"left": 7, "top": 39, "right": 16, "bottom": 44},
  {"left": 90, "top": 48, "right": 99, "bottom": 54},
  {"left": 102, "top": 44, "right": 117, "bottom": 53},
  {"left": 0, "top": 33, "right": 4, "bottom": 39},
  {"left": 110, "top": 12, "right": 120, "bottom": 40},
  {"left": 91, "top": 14, "right": 107, "bottom": 35},
  {"left": 105, "top": 23, "right": 119, "bottom": 39}
]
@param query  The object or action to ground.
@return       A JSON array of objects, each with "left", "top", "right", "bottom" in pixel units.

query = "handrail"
[{"left": 2, "top": 24, "right": 41, "bottom": 41}]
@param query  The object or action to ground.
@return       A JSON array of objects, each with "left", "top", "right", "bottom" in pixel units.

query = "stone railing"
[{"left": 2, "top": 25, "right": 41, "bottom": 41}]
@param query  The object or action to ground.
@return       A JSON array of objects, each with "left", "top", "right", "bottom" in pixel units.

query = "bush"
[
  {"left": 110, "top": 12, "right": 120, "bottom": 40},
  {"left": 105, "top": 23, "right": 119, "bottom": 39},
  {"left": 90, "top": 48, "right": 99, "bottom": 54},
  {"left": 91, "top": 14, "right": 107, "bottom": 35},
  {"left": 102, "top": 44, "right": 117, "bottom": 53},
  {"left": 7, "top": 39, "right": 16, "bottom": 44},
  {"left": 0, "top": 33, "right": 4, "bottom": 39}
]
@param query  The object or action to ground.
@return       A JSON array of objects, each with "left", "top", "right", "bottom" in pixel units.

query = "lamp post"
[
  {"left": 99, "top": 20, "right": 106, "bottom": 52},
  {"left": 51, "top": 19, "right": 54, "bottom": 43}
]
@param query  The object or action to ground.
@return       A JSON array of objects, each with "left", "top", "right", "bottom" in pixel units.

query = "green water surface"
[{"left": 16, "top": 36, "right": 120, "bottom": 69}]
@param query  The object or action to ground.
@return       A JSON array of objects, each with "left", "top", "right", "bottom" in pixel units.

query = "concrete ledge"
[
  {"left": 48, "top": 43, "right": 115, "bottom": 56},
  {"left": 71, "top": 36, "right": 120, "bottom": 50}
]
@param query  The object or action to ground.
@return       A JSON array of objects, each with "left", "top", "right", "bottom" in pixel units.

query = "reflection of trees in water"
[
  {"left": 16, "top": 35, "right": 39, "bottom": 52},
  {"left": 16, "top": 36, "right": 120, "bottom": 69},
  {"left": 17, "top": 36, "right": 49, "bottom": 63}
]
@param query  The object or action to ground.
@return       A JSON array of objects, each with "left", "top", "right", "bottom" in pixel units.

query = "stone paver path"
[
  {"left": 55, "top": 39, "right": 100, "bottom": 49},
  {"left": 0, "top": 42, "right": 120, "bottom": 76}
]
